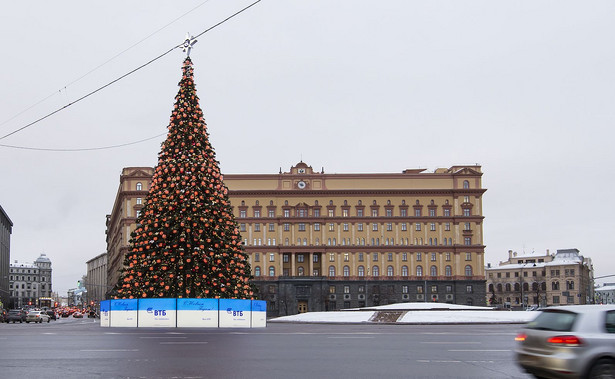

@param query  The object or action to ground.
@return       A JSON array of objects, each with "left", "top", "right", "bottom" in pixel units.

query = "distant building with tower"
[{"left": 9, "top": 253, "right": 53, "bottom": 308}]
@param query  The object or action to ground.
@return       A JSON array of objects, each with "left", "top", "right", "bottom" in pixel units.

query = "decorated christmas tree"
[{"left": 112, "top": 57, "right": 256, "bottom": 300}]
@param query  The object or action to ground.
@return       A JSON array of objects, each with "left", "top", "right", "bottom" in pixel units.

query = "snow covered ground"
[{"left": 270, "top": 303, "right": 538, "bottom": 324}]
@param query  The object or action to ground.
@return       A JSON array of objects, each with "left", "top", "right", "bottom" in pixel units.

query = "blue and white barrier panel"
[
  {"left": 109, "top": 299, "right": 138, "bottom": 327},
  {"left": 251, "top": 300, "right": 267, "bottom": 328},
  {"left": 138, "top": 298, "right": 177, "bottom": 327},
  {"left": 219, "top": 299, "right": 251, "bottom": 328},
  {"left": 100, "top": 300, "right": 110, "bottom": 327},
  {"left": 101, "top": 298, "right": 265, "bottom": 328},
  {"left": 177, "top": 298, "right": 219, "bottom": 328}
]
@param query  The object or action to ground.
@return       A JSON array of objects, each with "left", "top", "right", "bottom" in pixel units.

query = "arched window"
[
  {"left": 552, "top": 281, "right": 559, "bottom": 290},
  {"left": 284, "top": 238, "right": 289, "bottom": 246},
  {"left": 497, "top": 283, "right": 503, "bottom": 292},
  {"left": 298, "top": 267, "right": 304, "bottom": 276},
  {"left": 505, "top": 283, "right": 512, "bottom": 292},
  {"left": 488, "top": 284, "right": 494, "bottom": 292},
  {"left": 532, "top": 282, "right": 539, "bottom": 291},
  {"left": 327, "top": 238, "right": 331, "bottom": 245},
  {"left": 315, "top": 238, "right": 320, "bottom": 245},
  {"left": 297, "top": 238, "right": 302, "bottom": 245},
  {"left": 465, "top": 265, "right": 472, "bottom": 276},
  {"left": 343, "top": 265, "right": 350, "bottom": 276},
  {"left": 329, "top": 266, "right": 335, "bottom": 277},
  {"left": 463, "top": 180, "right": 470, "bottom": 189},
  {"left": 332, "top": 238, "right": 336, "bottom": 246},
  {"left": 541, "top": 282, "right": 547, "bottom": 291},
  {"left": 523, "top": 282, "right": 529, "bottom": 292},
  {"left": 430, "top": 266, "right": 437, "bottom": 277},
  {"left": 254, "top": 267, "right": 261, "bottom": 277},
  {"left": 303, "top": 238, "right": 307, "bottom": 246},
  {"left": 372, "top": 266, "right": 379, "bottom": 277},
  {"left": 514, "top": 283, "right": 520, "bottom": 292},
  {"left": 387, "top": 266, "right": 394, "bottom": 276},
  {"left": 401, "top": 265, "right": 408, "bottom": 276},
  {"left": 136, "top": 182, "right": 143, "bottom": 190},
  {"left": 269, "top": 266, "right": 275, "bottom": 276},
  {"left": 371, "top": 238, "right": 375, "bottom": 246},
  {"left": 416, "top": 265, "right": 423, "bottom": 277},
  {"left": 445, "top": 265, "right": 452, "bottom": 276},
  {"left": 358, "top": 265, "right": 365, "bottom": 277}
]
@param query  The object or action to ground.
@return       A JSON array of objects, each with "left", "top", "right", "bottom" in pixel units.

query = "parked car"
[
  {"left": 515, "top": 304, "right": 615, "bottom": 378},
  {"left": 26, "top": 310, "right": 50, "bottom": 323},
  {"left": 73, "top": 311, "right": 83, "bottom": 318},
  {"left": 5, "top": 309, "right": 27, "bottom": 323}
]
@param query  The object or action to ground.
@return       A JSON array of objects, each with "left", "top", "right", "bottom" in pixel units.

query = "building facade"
[
  {"left": 106, "top": 162, "right": 487, "bottom": 316},
  {"left": 8, "top": 254, "right": 53, "bottom": 308},
  {"left": 106, "top": 167, "right": 154, "bottom": 292},
  {"left": 486, "top": 249, "right": 594, "bottom": 309},
  {"left": 85, "top": 253, "right": 108, "bottom": 309},
  {"left": 0, "top": 205, "right": 12, "bottom": 309},
  {"left": 595, "top": 283, "right": 615, "bottom": 304}
]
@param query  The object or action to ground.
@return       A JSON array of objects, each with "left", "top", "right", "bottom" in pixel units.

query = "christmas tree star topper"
[{"left": 182, "top": 33, "right": 198, "bottom": 57}]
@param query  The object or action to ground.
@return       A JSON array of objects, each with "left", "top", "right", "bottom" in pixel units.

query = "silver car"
[
  {"left": 515, "top": 304, "right": 615, "bottom": 379},
  {"left": 25, "top": 310, "right": 50, "bottom": 323}
]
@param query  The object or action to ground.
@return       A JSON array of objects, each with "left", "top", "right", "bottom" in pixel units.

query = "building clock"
[
  {"left": 298, "top": 168, "right": 306, "bottom": 174},
  {"left": 297, "top": 181, "right": 307, "bottom": 189}
]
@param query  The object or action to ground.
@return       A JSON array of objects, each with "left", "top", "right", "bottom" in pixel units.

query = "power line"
[
  {"left": 0, "top": 0, "right": 262, "bottom": 143},
  {"left": 0, "top": 132, "right": 167, "bottom": 152},
  {"left": 0, "top": 0, "right": 214, "bottom": 131}
]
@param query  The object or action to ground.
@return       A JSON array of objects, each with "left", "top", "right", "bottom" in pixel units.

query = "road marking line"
[
  {"left": 80, "top": 349, "right": 139, "bottom": 352},
  {"left": 159, "top": 341, "right": 208, "bottom": 345},
  {"left": 448, "top": 349, "right": 511, "bottom": 352},
  {"left": 327, "top": 336, "right": 375, "bottom": 339},
  {"left": 421, "top": 342, "right": 481, "bottom": 344},
  {"left": 139, "top": 336, "right": 187, "bottom": 339}
]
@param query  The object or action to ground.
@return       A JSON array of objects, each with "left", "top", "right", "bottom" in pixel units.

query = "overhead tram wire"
[
  {"left": 0, "top": 132, "right": 167, "bottom": 152},
  {"left": 0, "top": 0, "right": 262, "bottom": 147},
  {"left": 0, "top": 0, "right": 214, "bottom": 131}
]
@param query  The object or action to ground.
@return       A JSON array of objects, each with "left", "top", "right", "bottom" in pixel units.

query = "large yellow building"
[{"left": 105, "top": 162, "right": 487, "bottom": 316}]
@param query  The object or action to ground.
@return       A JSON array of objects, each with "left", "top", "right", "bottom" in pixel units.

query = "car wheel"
[
  {"left": 588, "top": 359, "right": 615, "bottom": 379},
  {"left": 47, "top": 319, "right": 50, "bottom": 323},
  {"left": 26, "top": 321, "right": 29, "bottom": 323}
]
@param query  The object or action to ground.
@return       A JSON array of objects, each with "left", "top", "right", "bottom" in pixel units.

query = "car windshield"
[{"left": 526, "top": 310, "right": 577, "bottom": 332}]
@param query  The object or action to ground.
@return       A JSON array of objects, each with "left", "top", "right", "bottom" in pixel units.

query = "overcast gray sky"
[{"left": 1, "top": 1, "right": 614, "bottom": 295}]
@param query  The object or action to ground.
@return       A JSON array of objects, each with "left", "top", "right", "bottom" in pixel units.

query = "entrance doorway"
[{"left": 298, "top": 301, "right": 308, "bottom": 313}]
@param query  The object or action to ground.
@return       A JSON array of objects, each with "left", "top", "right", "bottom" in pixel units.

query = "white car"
[
  {"left": 516, "top": 304, "right": 615, "bottom": 378},
  {"left": 25, "top": 310, "right": 50, "bottom": 323}
]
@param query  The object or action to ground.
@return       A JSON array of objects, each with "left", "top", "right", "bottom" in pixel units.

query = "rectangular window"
[
  {"left": 386, "top": 223, "right": 392, "bottom": 231},
  {"left": 284, "top": 223, "right": 290, "bottom": 231},
  {"left": 372, "top": 209, "right": 378, "bottom": 217},
  {"left": 415, "top": 223, "right": 421, "bottom": 231},
  {"left": 283, "top": 254, "right": 289, "bottom": 263},
  {"left": 284, "top": 209, "right": 290, "bottom": 217},
  {"left": 357, "top": 209, "right": 363, "bottom": 217},
  {"left": 329, "top": 223, "right": 335, "bottom": 231},
  {"left": 388, "top": 253, "right": 393, "bottom": 261},
  {"left": 329, "top": 253, "right": 335, "bottom": 262},
  {"left": 329, "top": 286, "right": 336, "bottom": 294},
  {"left": 359, "top": 285, "right": 365, "bottom": 293},
  {"left": 464, "top": 222, "right": 471, "bottom": 231},
  {"left": 297, "top": 254, "right": 304, "bottom": 263},
  {"left": 342, "top": 209, "right": 349, "bottom": 217},
  {"left": 269, "top": 223, "right": 275, "bottom": 232},
  {"left": 431, "top": 253, "right": 436, "bottom": 261},
  {"left": 401, "top": 223, "right": 407, "bottom": 231},
  {"left": 240, "top": 223, "right": 247, "bottom": 232},
  {"left": 402, "top": 285, "right": 408, "bottom": 294},
  {"left": 254, "top": 224, "right": 261, "bottom": 232},
  {"left": 358, "top": 253, "right": 364, "bottom": 262},
  {"left": 386, "top": 209, "right": 392, "bottom": 217},
  {"left": 343, "top": 223, "right": 349, "bottom": 231},
  {"left": 464, "top": 237, "right": 471, "bottom": 246},
  {"left": 429, "top": 209, "right": 436, "bottom": 217},
  {"left": 466, "top": 285, "right": 473, "bottom": 293},
  {"left": 415, "top": 209, "right": 421, "bottom": 217},
  {"left": 373, "top": 253, "right": 379, "bottom": 262},
  {"left": 431, "top": 285, "right": 437, "bottom": 293},
  {"left": 254, "top": 210, "right": 261, "bottom": 218},
  {"left": 445, "top": 252, "right": 451, "bottom": 261},
  {"left": 357, "top": 223, "right": 364, "bottom": 231},
  {"left": 372, "top": 223, "right": 378, "bottom": 231},
  {"left": 401, "top": 209, "right": 407, "bottom": 217},
  {"left": 269, "top": 253, "right": 275, "bottom": 262},
  {"left": 417, "top": 285, "right": 424, "bottom": 294},
  {"left": 328, "top": 209, "right": 334, "bottom": 217},
  {"left": 344, "top": 253, "right": 349, "bottom": 262},
  {"left": 553, "top": 296, "right": 560, "bottom": 304},
  {"left": 240, "top": 210, "right": 247, "bottom": 218},
  {"left": 268, "top": 210, "right": 275, "bottom": 218},
  {"left": 402, "top": 253, "right": 407, "bottom": 261},
  {"left": 297, "top": 209, "right": 306, "bottom": 217},
  {"left": 254, "top": 253, "right": 260, "bottom": 262},
  {"left": 136, "top": 198, "right": 142, "bottom": 205},
  {"left": 444, "top": 209, "right": 451, "bottom": 217},
  {"left": 445, "top": 223, "right": 451, "bottom": 231},
  {"left": 314, "top": 209, "right": 320, "bottom": 217},
  {"left": 446, "top": 285, "right": 452, "bottom": 293},
  {"left": 417, "top": 252, "right": 422, "bottom": 261},
  {"left": 465, "top": 253, "right": 472, "bottom": 261},
  {"left": 430, "top": 223, "right": 436, "bottom": 231},
  {"left": 344, "top": 285, "right": 350, "bottom": 294},
  {"left": 313, "top": 254, "right": 319, "bottom": 263},
  {"left": 314, "top": 223, "right": 320, "bottom": 231},
  {"left": 463, "top": 209, "right": 471, "bottom": 216},
  {"left": 298, "top": 223, "right": 306, "bottom": 231}
]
